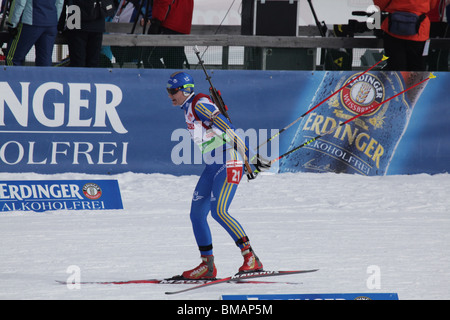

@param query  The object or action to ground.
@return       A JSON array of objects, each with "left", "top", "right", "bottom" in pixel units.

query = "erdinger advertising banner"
[
  {"left": 0, "top": 67, "right": 165, "bottom": 174},
  {"left": 278, "top": 71, "right": 449, "bottom": 175},
  {"left": 0, "top": 180, "right": 123, "bottom": 212},
  {"left": 0, "top": 67, "right": 448, "bottom": 176},
  {"left": 279, "top": 71, "right": 428, "bottom": 175}
]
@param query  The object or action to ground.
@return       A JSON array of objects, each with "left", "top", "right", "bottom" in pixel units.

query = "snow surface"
[{"left": 0, "top": 171, "right": 449, "bottom": 300}]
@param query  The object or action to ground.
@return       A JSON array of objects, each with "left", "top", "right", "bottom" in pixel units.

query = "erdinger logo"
[
  {"left": 341, "top": 73, "right": 384, "bottom": 116},
  {"left": 82, "top": 183, "right": 102, "bottom": 200}
]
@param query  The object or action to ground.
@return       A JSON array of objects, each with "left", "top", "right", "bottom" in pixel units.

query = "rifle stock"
[{"left": 209, "top": 87, "right": 231, "bottom": 123}]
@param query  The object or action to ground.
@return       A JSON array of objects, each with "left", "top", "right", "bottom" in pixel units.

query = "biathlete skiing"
[{"left": 166, "top": 71, "right": 271, "bottom": 279}]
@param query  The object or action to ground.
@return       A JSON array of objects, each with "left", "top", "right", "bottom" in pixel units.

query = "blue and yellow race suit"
[{"left": 180, "top": 93, "right": 255, "bottom": 256}]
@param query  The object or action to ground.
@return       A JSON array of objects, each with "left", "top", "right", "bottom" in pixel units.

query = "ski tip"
[
  {"left": 429, "top": 73, "right": 436, "bottom": 79},
  {"left": 382, "top": 55, "right": 389, "bottom": 61},
  {"left": 286, "top": 269, "right": 319, "bottom": 274}
]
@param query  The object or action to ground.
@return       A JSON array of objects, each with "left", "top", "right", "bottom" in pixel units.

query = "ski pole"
[
  {"left": 270, "top": 72, "right": 436, "bottom": 165},
  {"left": 258, "top": 55, "right": 389, "bottom": 149}
]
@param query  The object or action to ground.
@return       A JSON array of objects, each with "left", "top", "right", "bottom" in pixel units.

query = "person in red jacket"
[
  {"left": 373, "top": 0, "right": 438, "bottom": 70},
  {"left": 144, "top": 0, "right": 193, "bottom": 68}
]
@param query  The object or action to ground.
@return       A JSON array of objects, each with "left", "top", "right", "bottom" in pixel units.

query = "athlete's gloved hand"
[
  {"left": 245, "top": 165, "right": 258, "bottom": 180},
  {"left": 254, "top": 154, "right": 272, "bottom": 173},
  {"left": 245, "top": 154, "right": 271, "bottom": 181}
]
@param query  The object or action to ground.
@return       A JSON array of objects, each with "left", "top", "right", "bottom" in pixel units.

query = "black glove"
[
  {"left": 6, "top": 22, "right": 18, "bottom": 38},
  {"left": 254, "top": 154, "right": 271, "bottom": 173},
  {"left": 246, "top": 154, "right": 272, "bottom": 181},
  {"left": 148, "top": 18, "right": 162, "bottom": 34},
  {"left": 245, "top": 164, "right": 258, "bottom": 181}
]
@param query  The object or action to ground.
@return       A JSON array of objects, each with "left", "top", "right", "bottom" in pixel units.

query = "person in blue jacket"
[
  {"left": 6, "top": 0, "right": 64, "bottom": 66},
  {"left": 166, "top": 71, "right": 271, "bottom": 279}
]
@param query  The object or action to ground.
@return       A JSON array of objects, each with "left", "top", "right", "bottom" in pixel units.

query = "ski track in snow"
[{"left": 0, "top": 172, "right": 449, "bottom": 300}]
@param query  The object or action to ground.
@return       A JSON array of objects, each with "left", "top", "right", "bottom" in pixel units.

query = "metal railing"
[{"left": 1, "top": 23, "right": 449, "bottom": 69}]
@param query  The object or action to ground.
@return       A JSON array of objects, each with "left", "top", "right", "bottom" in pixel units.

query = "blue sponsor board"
[
  {"left": 222, "top": 293, "right": 399, "bottom": 300},
  {"left": 0, "top": 180, "right": 123, "bottom": 212},
  {"left": 0, "top": 67, "right": 449, "bottom": 175}
]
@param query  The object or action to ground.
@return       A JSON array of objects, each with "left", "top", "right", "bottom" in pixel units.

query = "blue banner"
[
  {"left": 0, "top": 67, "right": 448, "bottom": 175},
  {"left": 222, "top": 293, "right": 399, "bottom": 300},
  {"left": 0, "top": 180, "right": 123, "bottom": 212}
]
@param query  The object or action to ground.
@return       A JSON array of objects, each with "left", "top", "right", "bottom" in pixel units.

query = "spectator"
[
  {"left": 143, "top": 0, "right": 193, "bottom": 69},
  {"left": 427, "top": 0, "right": 449, "bottom": 71},
  {"left": 5, "top": 0, "right": 64, "bottom": 66},
  {"left": 374, "top": 0, "right": 438, "bottom": 71},
  {"left": 113, "top": 0, "right": 151, "bottom": 30},
  {"left": 110, "top": 0, "right": 152, "bottom": 67},
  {"left": 60, "top": 0, "right": 115, "bottom": 67}
]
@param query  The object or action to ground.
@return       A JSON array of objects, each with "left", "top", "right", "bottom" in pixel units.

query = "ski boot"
[
  {"left": 182, "top": 255, "right": 217, "bottom": 279},
  {"left": 238, "top": 245, "right": 263, "bottom": 274}
]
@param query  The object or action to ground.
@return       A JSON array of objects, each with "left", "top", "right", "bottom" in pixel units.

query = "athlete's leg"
[
  {"left": 189, "top": 165, "right": 214, "bottom": 255},
  {"left": 183, "top": 165, "right": 217, "bottom": 279},
  {"left": 210, "top": 149, "right": 263, "bottom": 272},
  {"left": 210, "top": 150, "right": 250, "bottom": 249}
]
